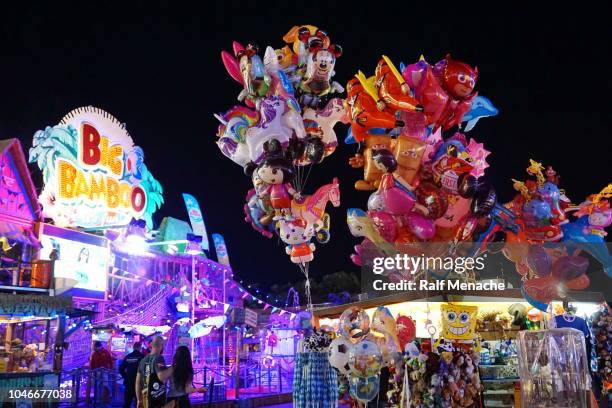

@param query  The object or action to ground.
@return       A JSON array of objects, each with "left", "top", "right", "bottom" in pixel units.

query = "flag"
[
  {"left": 212, "top": 233, "right": 230, "bottom": 265},
  {"left": 182, "top": 193, "right": 209, "bottom": 250}
]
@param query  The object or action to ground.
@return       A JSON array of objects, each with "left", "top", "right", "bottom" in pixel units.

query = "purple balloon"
[
  {"left": 527, "top": 246, "right": 551, "bottom": 277},
  {"left": 402, "top": 60, "right": 428, "bottom": 94},
  {"left": 551, "top": 255, "right": 589, "bottom": 281}
]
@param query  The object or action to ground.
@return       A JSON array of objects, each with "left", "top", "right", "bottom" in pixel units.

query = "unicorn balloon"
[
  {"left": 302, "top": 97, "right": 349, "bottom": 157},
  {"left": 216, "top": 96, "right": 307, "bottom": 167}
]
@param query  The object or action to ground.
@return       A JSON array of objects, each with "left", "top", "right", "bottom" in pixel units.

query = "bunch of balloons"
[
  {"left": 345, "top": 54, "right": 499, "bottom": 280},
  {"left": 494, "top": 161, "right": 612, "bottom": 310},
  {"left": 214, "top": 25, "right": 348, "bottom": 309},
  {"left": 328, "top": 306, "right": 420, "bottom": 404}
]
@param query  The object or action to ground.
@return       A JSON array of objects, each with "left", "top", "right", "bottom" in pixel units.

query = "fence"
[{"left": 56, "top": 362, "right": 294, "bottom": 406}]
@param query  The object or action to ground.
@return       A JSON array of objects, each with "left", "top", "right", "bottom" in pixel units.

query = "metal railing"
[{"left": 56, "top": 362, "right": 295, "bottom": 406}]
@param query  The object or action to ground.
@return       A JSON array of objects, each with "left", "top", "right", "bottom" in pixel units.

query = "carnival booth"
[{"left": 313, "top": 288, "right": 606, "bottom": 408}]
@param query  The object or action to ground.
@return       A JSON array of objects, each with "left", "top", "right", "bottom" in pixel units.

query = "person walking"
[
  {"left": 165, "top": 346, "right": 207, "bottom": 408},
  {"left": 136, "top": 336, "right": 172, "bottom": 408},
  {"left": 90, "top": 341, "right": 114, "bottom": 369},
  {"left": 119, "top": 342, "right": 145, "bottom": 408},
  {"left": 86, "top": 341, "right": 114, "bottom": 403}
]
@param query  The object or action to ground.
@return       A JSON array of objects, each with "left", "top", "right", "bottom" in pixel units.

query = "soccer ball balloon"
[{"left": 328, "top": 337, "right": 352, "bottom": 375}]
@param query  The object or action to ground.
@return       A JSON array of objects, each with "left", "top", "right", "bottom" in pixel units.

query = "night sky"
[{"left": 1, "top": 3, "right": 609, "bottom": 287}]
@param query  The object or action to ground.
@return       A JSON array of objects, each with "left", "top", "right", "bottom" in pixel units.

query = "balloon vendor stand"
[{"left": 314, "top": 289, "right": 606, "bottom": 407}]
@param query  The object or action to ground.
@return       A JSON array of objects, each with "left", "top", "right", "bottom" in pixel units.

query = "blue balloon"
[
  {"left": 344, "top": 128, "right": 357, "bottom": 145},
  {"left": 524, "top": 199, "right": 552, "bottom": 220},
  {"left": 561, "top": 216, "right": 612, "bottom": 277},
  {"left": 521, "top": 285, "right": 549, "bottom": 312},
  {"left": 461, "top": 96, "right": 499, "bottom": 132}
]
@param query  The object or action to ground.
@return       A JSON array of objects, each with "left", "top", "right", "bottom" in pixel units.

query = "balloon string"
[
  {"left": 300, "top": 262, "right": 313, "bottom": 312},
  {"left": 294, "top": 163, "right": 301, "bottom": 192},
  {"left": 302, "top": 164, "right": 313, "bottom": 193}
]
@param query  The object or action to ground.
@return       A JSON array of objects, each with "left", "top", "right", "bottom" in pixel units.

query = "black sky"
[{"left": 0, "top": 2, "right": 610, "bottom": 287}]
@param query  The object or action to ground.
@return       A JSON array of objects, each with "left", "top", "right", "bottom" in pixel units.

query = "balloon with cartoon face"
[
  {"left": 440, "top": 54, "right": 478, "bottom": 100},
  {"left": 440, "top": 304, "right": 478, "bottom": 340},
  {"left": 278, "top": 219, "right": 315, "bottom": 264}
]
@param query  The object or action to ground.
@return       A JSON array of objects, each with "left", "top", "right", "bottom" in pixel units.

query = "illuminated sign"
[
  {"left": 38, "top": 223, "right": 109, "bottom": 300},
  {"left": 29, "top": 106, "right": 164, "bottom": 228}
]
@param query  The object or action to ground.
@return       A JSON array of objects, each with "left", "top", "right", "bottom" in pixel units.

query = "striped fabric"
[{"left": 293, "top": 352, "right": 338, "bottom": 408}]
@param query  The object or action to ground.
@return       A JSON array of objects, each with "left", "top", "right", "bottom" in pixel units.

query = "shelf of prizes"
[{"left": 311, "top": 290, "right": 605, "bottom": 408}]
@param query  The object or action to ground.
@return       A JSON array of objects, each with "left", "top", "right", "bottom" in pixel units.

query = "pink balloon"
[
  {"left": 402, "top": 60, "right": 428, "bottom": 93},
  {"left": 551, "top": 255, "right": 589, "bottom": 282},
  {"left": 417, "top": 66, "right": 449, "bottom": 127},
  {"left": 435, "top": 196, "right": 470, "bottom": 228},
  {"left": 380, "top": 187, "right": 416, "bottom": 216},
  {"left": 406, "top": 212, "right": 436, "bottom": 240},
  {"left": 369, "top": 210, "right": 397, "bottom": 243}
]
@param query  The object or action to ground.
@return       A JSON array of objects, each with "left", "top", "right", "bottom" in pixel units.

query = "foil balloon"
[
  {"left": 396, "top": 315, "right": 417, "bottom": 350},
  {"left": 368, "top": 210, "right": 397, "bottom": 243},
  {"left": 440, "top": 304, "right": 478, "bottom": 340},
  {"left": 339, "top": 307, "right": 370, "bottom": 343},
  {"left": 371, "top": 306, "right": 400, "bottom": 354},
  {"left": 349, "top": 375, "right": 380, "bottom": 403},
  {"left": 551, "top": 255, "right": 589, "bottom": 281},
  {"left": 416, "top": 182, "right": 449, "bottom": 219},
  {"left": 373, "top": 149, "right": 417, "bottom": 216},
  {"left": 435, "top": 196, "right": 471, "bottom": 229},
  {"left": 406, "top": 212, "right": 436, "bottom": 240},
  {"left": 348, "top": 340, "right": 383, "bottom": 378},
  {"left": 526, "top": 245, "right": 552, "bottom": 277}
]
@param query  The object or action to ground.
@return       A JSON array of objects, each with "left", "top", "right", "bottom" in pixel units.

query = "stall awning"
[{"left": 0, "top": 219, "right": 40, "bottom": 247}]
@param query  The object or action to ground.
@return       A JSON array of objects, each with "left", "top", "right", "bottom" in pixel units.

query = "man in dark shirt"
[
  {"left": 136, "top": 336, "right": 172, "bottom": 408},
  {"left": 119, "top": 342, "right": 145, "bottom": 408}
]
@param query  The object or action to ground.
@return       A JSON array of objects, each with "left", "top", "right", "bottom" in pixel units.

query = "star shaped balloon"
[{"left": 466, "top": 138, "right": 491, "bottom": 178}]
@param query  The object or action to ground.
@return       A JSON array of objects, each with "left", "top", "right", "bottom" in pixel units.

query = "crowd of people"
[{"left": 89, "top": 336, "right": 206, "bottom": 408}]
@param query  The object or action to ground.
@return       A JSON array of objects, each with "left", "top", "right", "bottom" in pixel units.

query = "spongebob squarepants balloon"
[{"left": 440, "top": 304, "right": 478, "bottom": 340}]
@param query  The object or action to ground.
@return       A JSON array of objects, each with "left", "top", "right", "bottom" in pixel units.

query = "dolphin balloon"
[{"left": 461, "top": 96, "right": 499, "bottom": 132}]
